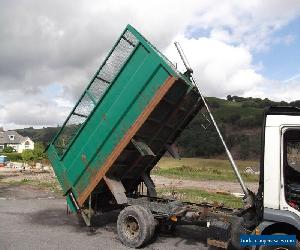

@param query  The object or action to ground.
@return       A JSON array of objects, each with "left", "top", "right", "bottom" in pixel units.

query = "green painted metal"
[{"left": 47, "top": 25, "right": 195, "bottom": 209}]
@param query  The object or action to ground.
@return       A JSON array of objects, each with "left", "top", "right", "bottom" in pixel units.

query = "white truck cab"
[{"left": 258, "top": 107, "right": 300, "bottom": 237}]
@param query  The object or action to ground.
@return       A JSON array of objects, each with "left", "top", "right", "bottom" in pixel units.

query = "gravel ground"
[
  {"left": 0, "top": 166, "right": 255, "bottom": 249},
  {"left": 0, "top": 184, "right": 211, "bottom": 250},
  {"left": 0, "top": 166, "right": 57, "bottom": 183}
]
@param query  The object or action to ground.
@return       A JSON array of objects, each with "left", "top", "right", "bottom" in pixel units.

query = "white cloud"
[
  {"left": 1, "top": 0, "right": 300, "bottom": 129},
  {"left": 244, "top": 79, "right": 300, "bottom": 102},
  {"left": 165, "top": 36, "right": 264, "bottom": 96},
  {"left": 0, "top": 89, "right": 71, "bottom": 130},
  {"left": 190, "top": 0, "right": 300, "bottom": 50}
]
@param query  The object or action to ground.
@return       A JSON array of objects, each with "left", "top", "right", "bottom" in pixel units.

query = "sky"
[{"left": 1, "top": 0, "right": 300, "bottom": 129}]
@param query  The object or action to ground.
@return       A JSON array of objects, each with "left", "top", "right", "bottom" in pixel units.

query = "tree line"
[{"left": 11, "top": 96, "right": 300, "bottom": 161}]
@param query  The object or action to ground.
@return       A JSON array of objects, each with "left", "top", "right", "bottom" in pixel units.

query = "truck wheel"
[
  {"left": 117, "top": 205, "right": 154, "bottom": 248},
  {"left": 138, "top": 206, "right": 156, "bottom": 242}
]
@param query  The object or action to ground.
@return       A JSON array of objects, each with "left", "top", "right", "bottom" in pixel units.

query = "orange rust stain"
[
  {"left": 77, "top": 76, "right": 177, "bottom": 206},
  {"left": 81, "top": 154, "right": 87, "bottom": 163}
]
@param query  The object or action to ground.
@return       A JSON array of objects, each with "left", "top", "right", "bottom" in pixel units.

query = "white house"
[{"left": 0, "top": 130, "right": 34, "bottom": 153}]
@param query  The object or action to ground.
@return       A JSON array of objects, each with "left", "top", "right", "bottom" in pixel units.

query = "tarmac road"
[{"left": 0, "top": 184, "right": 211, "bottom": 250}]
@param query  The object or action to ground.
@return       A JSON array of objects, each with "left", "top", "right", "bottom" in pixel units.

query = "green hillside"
[
  {"left": 16, "top": 126, "right": 59, "bottom": 147},
  {"left": 15, "top": 96, "right": 300, "bottom": 160},
  {"left": 177, "top": 96, "right": 300, "bottom": 160}
]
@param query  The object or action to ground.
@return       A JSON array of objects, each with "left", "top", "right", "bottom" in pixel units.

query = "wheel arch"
[
  {"left": 263, "top": 222, "right": 298, "bottom": 234},
  {"left": 263, "top": 208, "right": 300, "bottom": 236},
  {"left": 258, "top": 222, "right": 300, "bottom": 240}
]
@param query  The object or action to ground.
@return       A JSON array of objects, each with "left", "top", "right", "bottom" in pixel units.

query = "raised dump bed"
[
  {"left": 46, "top": 25, "right": 252, "bottom": 249},
  {"left": 47, "top": 24, "right": 203, "bottom": 216}
]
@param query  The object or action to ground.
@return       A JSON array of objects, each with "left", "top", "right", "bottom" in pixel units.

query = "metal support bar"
[
  {"left": 103, "top": 175, "right": 128, "bottom": 204},
  {"left": 95, "top": 75, "right": 110, "bottom": 84},
  {"left": 174, "top": 42, "right": 252, "bottom": 206},
  {"left": 86, "top": 90, "right": 97, "bottom": 106},
  {"left": 73, "top": 112, "right": 88, "bottom": 118},
  {"left": 69, "top": 191, "right": 91, "bottom": 226},
  {"left": 122, "top": 35, "right": 136, "bottom": 47},
  {"left": 174, "top": 42, "right": 193, "bottom": 76},
  {"left": 131, "top": 138, "right": 155, "bottom": 156},
  {"left": 199, "top": 95, "right": 249, "bottom": 196},
  {"left": 166, "top": 144, "right": 180, "bottom": 159}
]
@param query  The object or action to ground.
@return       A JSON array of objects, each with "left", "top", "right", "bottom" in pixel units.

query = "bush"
[
  {"left": 238, "top": 115, "right": 262, "bottom": 127},
  {"left": 228, "top": 113, "right": 241, "bottom": 124},
  {"left": 289, "top": 100, "right": 300, "bottom": 107},
  {"left": 226, "top": 95, "right": 233, "bottom": 101},
  {"left": 32, "top": 142, "right": 47, "bottom": 161},
  {"left": 1, "top": 152, "right": 22, "bottom": 162},
  {"left": 20, "top": 143, "right": 47, "bottom": 163},
  {"left": 239, "top": 138, "right": 250, "bottom": 160},
  {"left": 22, "top": 150, "right": 35, "bottom": 162},
  {"left": 209, "top": 100, "right": 220, "bottom": 108},
  {"left": 241, "top": 101, "right": 259, "bottom": 108},
  {"left": 2, "top": 146, "right": 15, "bottom": 153}
]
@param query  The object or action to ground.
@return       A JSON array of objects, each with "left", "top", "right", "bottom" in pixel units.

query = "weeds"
[
  {"left": 0, "top": 178, "right": 62, "bottom": 194},
  {"left": 152, "top": 157, "right": 259, "bottom": 182}
]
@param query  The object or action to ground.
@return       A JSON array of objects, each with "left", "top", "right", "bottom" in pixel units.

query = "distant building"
[{"left": 0, "top": 131, "right": 34, "bottom": 153}]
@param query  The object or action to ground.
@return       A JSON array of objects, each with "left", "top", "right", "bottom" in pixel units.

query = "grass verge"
[
  {"left": 153, "top": 157, "right": 259, "bottom": 182},
  {"left": 157, "top": 187, "right": 243, "bottom": 208},
  {"left": 0, "top": 178, "right": 62, "bottom": 194}
]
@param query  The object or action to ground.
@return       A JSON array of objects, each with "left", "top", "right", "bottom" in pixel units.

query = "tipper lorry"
[{"left": 47, "top": 25, "right": 300, "bottom": 249}]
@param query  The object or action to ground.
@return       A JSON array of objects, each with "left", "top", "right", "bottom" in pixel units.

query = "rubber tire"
[
  {"left": 117, "top": 205, "right": 153, "bottom": 248},
  {"left": 137, "top": 206, "right": 156, "bottom": 243}
]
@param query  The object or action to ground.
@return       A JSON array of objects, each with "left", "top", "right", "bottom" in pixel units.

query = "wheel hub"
[{"left": 124, "top": 216, "right": 140, "bottom": 239}]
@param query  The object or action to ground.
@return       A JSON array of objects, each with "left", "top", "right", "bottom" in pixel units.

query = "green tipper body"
[{"left": 47, "top": 25, "right": 203, "bottom": 211}]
